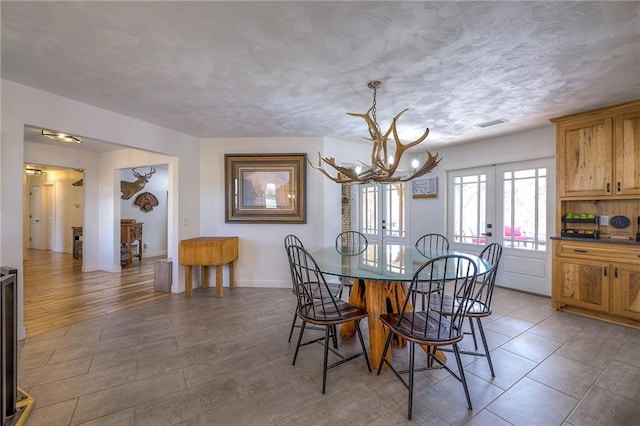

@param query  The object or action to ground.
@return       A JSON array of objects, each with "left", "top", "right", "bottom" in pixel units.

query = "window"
[
  {"left": 503, "top": 167, "right": 547, "bottom": 251},
  {"left": 452, "top": 173, "right": 487, "bottom": 245}
]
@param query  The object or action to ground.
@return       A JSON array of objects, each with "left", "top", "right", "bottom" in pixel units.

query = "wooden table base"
[
  {"left": 340, "top": 279, "right": 409, "bottom": 369},
  {"left": 340, "top": 278, "right": 445, "bottom": 369}
]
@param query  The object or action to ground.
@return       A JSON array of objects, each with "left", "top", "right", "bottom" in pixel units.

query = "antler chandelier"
[{"left": 310, "top": 81, "right": 440, "bottom": 184}]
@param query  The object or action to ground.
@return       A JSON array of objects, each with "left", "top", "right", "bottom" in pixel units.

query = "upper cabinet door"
[
  {"left": 614, "top": 112, "right": 640, "bottom": 196},
  {"left": 557, "top": 117, "right": 613, "bottom": 198}
]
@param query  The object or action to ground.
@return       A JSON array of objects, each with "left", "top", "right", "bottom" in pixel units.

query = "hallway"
[{"left": 23, "top": 249, "right": 170, "bottom": 337}]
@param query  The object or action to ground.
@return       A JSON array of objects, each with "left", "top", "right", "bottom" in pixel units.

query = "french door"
[
  {"left": 448, "top": 158, "right": 554, "bottom": 295},
  {"left": 357, "top": 182, "right": 408, "bottom": 246}
]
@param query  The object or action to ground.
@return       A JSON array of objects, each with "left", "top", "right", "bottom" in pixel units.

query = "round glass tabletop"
[{"left": 308, "top": 244, "right": 492, "bottom": 282}]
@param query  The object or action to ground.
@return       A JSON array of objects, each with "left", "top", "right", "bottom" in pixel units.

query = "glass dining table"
[{"left": 309, "top": 243, "right": 492, "bottom": 369}]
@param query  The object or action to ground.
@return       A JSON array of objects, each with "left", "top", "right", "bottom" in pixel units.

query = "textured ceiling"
[{"left": 2, "top": 1, "right": 640, "bottom": 149}]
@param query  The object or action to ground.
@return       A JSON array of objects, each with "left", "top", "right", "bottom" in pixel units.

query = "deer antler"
[
  {"left": 132, "top": 167, "right": 156, "bottom": 179},
  {"left": 310, "top": 108, "right": 440, "bottom": 184}
]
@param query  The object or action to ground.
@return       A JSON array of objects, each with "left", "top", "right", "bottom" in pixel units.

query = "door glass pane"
[
  {"left": 360, "top": 184, "right": 378, "bottom": 236},
  {"left": 452, "top": 174, "right": 486, "bottom": 244},
  {"left": 385, "top": 183, "right": 405, "bottom": 238},
  {"left": 503, "top": 167, "right": 547, "bottom": 251},
  {"left": 358, "top": 183, "right": 406, "bottom": 243}
]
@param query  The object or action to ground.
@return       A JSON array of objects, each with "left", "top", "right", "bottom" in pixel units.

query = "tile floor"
[{"left": 18, "top": 286, "right": 640, "bottom": 425}]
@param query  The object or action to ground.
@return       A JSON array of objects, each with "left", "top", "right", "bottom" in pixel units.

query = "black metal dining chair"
[
  {"left": 335, "top": 231, "right": 368, "bottom": 298},
  {"left": 284, "top": 234, "right": 306, "bottom": 342},
  {"left": 377, "top": 254, "right": 478, "bottom": 419},
  {"left": 283, "top": 234, "right": 342, "bottom": 343},
  {"left": 432, "top": 243, "right": 503, "bottom": 377},
  {"left": 287, "top": 244, "right": 371, "bottom": 394}
]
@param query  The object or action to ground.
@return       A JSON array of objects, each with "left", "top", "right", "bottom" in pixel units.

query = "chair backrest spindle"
[
  {"left": 415, "top": 233, "right": 449, "bottom": 256},
  {"left": 335, "top": 231, "right": 368, "bottom": 256}
]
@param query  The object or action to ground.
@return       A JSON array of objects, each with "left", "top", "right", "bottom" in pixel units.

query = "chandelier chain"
[
  {"left": 372, "top": 85, "right": 377, "bottom": 126},
  {"left": 368, "top": 80, "right": 381, "bottom": 127}
]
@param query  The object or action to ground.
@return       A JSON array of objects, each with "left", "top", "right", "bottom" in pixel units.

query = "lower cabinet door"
[
  {"left": 556, "top": 257, "right": 609, "bottom": 312},
  {"left": 611, "top": 262, "right": 640, "bottom": 320}
]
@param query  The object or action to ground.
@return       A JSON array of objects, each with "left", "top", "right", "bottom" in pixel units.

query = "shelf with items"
[
  {"left": 558, "top": 198, "right": 640, "bottom": 241},
  {"left": 561, "top": 213, "right": 600, "bottom": 239}
]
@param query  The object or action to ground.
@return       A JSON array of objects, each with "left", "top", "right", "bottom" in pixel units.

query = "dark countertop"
[{"left": 551, "top": 236, "right": 640, "bottom": 246}]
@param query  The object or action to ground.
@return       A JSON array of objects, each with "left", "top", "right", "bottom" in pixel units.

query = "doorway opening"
[{"left": 24, "top": 164, "right": 84, "bottom": 255}]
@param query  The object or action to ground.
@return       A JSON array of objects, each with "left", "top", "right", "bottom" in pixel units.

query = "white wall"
[
  {"left": 200, "top": 129, "right": 556, "bottom": 292},
  {"left": 1, "top": 79, "right": 201, "bottom": 339},
  {"left": 409, "top": 126, "right": 556, "bottom": 239},
  {"left": 119, "top": 165, "right": 168, "bottom": 257},
  {"left": 199, "top": 137, "right": 349, "bottom": 290}
]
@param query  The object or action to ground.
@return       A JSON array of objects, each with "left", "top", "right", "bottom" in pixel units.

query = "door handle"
[{"left": 481, "top": 232, "right": 492, "bottom": 237}]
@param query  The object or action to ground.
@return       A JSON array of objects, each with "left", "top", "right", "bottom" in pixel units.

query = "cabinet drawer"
[{"left": 556, "top": 241, "right": 640, "bottom": 262}]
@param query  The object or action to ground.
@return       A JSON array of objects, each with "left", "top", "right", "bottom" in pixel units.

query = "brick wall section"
[{"left": 341, "top": 183, "right": 352, "bottom": 232}]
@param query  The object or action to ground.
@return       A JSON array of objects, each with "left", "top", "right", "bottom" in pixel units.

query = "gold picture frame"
[{"left": 225, "top": 153, "right": 307, "bottom": 223}]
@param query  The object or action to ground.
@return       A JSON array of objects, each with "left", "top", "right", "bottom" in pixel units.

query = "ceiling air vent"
[{"left": 475, "top": 118, "right": 508, "bottom": 128}]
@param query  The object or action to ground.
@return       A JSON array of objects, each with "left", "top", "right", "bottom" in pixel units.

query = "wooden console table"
[
  {"left": 179, "top": 236, "right": 238, "bottom": 297},
  {"left": 121, "top": 220, "right": 143, "bottom": 267}
]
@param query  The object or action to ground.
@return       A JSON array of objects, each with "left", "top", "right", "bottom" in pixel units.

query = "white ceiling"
[{"left": 3, "top": 1, "right": 640, "bottom": 149}]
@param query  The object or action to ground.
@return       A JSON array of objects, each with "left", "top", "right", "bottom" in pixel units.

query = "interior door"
[
  {"left": 45, "top": 183, "right": 55, "bottom": 250},
  {"left": 448, "top": 158, "right": 554, "bottom": 295},
  {"left": 29, "top": 184, "right": 42, "bottom": 249}
]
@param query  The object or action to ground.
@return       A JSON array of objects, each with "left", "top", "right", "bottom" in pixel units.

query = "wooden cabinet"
[
  {"left": 553, "top": 254, "right": 609, "bottom": 313},
  {"left": 615, "top": 111, "right": 640, "bottom": 196},
  {"left": 552, "top": 239, "right": 640, "bottom": 324},
  {"left": 552, "top": 100, "right": 640, "bottom": 198},
  {"left": 611, "top": 262, "right": 640, "bottom": 321},
  {"left": 72, "top": 226, "right": 83, "bottom": 260},
  {"left": 121, "top": 220, "right": 143, "bottom": 267},
  {"left": 552, "top": 100, "right": 640, "bottom": 327}
]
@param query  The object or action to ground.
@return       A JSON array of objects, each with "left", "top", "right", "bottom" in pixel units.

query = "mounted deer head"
[{"left": 120, "top": 166, "right": 156, "bottom": 200}]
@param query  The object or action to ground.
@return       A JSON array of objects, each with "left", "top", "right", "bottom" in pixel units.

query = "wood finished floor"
[{"left": 23, "top": 249, "right": 170, "bottom": 337}]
